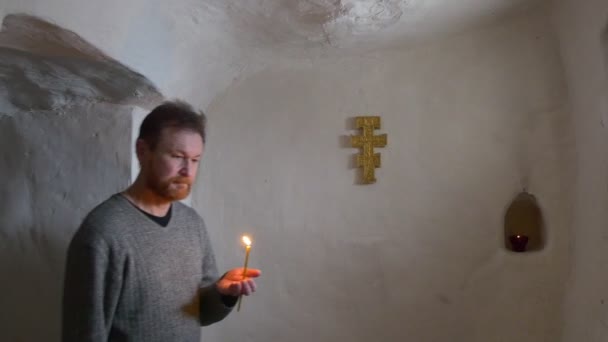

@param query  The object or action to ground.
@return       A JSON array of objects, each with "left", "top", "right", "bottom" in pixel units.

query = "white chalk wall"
[
  {"left": 0, "top": 1, "right": 583, "bottom": 341},
  {"left": 0, "top": 104, "right": 134, "bottom": 341},
  {"left": 0, "top": 0, "right": 257, "bottom": 110},
  {"left": 194, "top": 8, "right": 574, "bottom": 342},
  {"left": 553, "top": 0, "right": 608, "bottom": 341}
]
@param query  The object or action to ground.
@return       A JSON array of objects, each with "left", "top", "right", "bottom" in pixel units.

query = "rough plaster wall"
[
  {"left": 215, "top": 0, "right": 547, "bottom": 53},
  {"left": 195, "top": 8, "right": 573, "bottom": 342},
  {"left": 0, "top": 14, "right": 163, "bottom": 115},
  {"left": 0, "top": 104, "right": 132, "bottom": 341},
  {"left": 553, "top": 0, "right": 608, "bottom": 341},
  {"left": 0, "top": 0, "right": 548, "bottom": 111},
  {"left": 0, "top": 0, "right": 259, "bottom": 110},
  {"left": 0, "top": 15, "right": 164, "bottom": 340}
]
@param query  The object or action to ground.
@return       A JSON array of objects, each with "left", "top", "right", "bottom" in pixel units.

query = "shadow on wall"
[
  {"left": 0, "top": 116, "right": 79, "bottom": 342},
  {"left": 0, "top": 14, "right": 162, "bottom": 341},
  {"left": 0, "top": 107, "right": 136, "bottom": 341}
]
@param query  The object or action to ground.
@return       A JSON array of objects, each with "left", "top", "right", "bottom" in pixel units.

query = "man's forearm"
[{"left": 199, "top": 283, "right": 234, "bottom": 326}]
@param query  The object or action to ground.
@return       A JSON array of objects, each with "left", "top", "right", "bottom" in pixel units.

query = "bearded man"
[{"left": 62, "top": 101, "right": 261, "bottom": 342}]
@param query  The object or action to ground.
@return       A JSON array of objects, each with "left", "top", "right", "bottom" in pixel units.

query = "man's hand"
[{"left": 216, "top": 268, "right": 261, "bottom": 297}]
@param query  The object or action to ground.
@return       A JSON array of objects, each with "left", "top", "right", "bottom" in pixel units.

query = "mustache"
[{"left": 170, "top": 177, "right": 192, "bottom": 185}]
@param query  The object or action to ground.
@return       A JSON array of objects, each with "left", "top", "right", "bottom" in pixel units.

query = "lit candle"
[{"left": 237, "top": 235, "right": 252, "bottom": 312}]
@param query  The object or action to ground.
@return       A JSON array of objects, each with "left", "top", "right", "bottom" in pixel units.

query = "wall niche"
[{"left": 504, "top": 191, "right": 545, "bottom": 253}]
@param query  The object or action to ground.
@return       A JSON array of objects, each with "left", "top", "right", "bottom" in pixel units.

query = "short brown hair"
[{"left": 138, "top": 100, "right": 206, "bottom": 149}]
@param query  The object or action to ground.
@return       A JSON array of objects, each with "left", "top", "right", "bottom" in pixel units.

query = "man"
[{"left": 62, "top": 101, "right": 260, "bottom": 341}]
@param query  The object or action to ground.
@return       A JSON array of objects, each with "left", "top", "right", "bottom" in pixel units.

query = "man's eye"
[{"left": 192, "top": 159, "right": 200, "bottom": 163}]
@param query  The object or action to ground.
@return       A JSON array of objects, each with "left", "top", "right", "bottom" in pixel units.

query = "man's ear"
[{"left": 135, "top": 139, "right": 148, "bottom": 163}]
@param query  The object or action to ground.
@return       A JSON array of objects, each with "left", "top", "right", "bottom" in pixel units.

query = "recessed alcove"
[{"left": 504, "top": 191, "right": 545, "bottom": 252}]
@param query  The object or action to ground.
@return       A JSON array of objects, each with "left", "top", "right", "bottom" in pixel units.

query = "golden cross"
[{"left": 350, "top": 116, "right": 387, "bottom": 184}]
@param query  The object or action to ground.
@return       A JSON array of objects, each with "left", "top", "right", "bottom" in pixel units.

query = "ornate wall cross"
[{"left": 350, "top": 116, "right": 387, "bottom": 184}]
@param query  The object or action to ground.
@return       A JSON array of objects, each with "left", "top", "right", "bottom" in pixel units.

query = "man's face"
[{"left": 140, "top": 127, "right": 204, "bottom": 201}]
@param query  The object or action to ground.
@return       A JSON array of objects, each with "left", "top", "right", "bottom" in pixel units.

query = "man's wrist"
[{"left": 215, "top": 275, "right": 237, "bottom": 307}]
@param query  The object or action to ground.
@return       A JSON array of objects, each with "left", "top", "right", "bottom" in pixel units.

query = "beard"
[{"left": 148, "top": 176, "right": 192, "bottom": 201}]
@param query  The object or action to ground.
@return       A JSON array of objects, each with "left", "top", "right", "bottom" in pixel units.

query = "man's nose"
[{"left": 179, "top": 159, "right": 193, "bottom": 177}]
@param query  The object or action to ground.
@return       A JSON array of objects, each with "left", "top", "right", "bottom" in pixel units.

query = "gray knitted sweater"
[{"left": 62, "top": 194, "right": 232, "bottom": 342}]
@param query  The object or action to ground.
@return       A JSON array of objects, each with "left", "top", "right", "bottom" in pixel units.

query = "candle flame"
[{"left": 242, "top": 235, "right": 252, "bottom": 247}]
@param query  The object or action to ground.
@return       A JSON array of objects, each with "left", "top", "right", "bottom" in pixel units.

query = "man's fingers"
[
  {"left": 242, "top": 281, "right": 252, "bottom": 296},
  {"left": 243, "top": 268, "right": 261, "bottom": 278},
  {"left": 247, "top": 279, "right": 257, "bottom": 293},
  {"left": 225, "top": 268, "right": 261, "bottom": 281},
  {"left": 232, "top": 268, "right": 260, "bottom": 277},
  {"left": 219, "top": 268, "right": 261, "bottom": 296},
  {"left": 228, "top": 282, "right": 241, "bottom": 296}
]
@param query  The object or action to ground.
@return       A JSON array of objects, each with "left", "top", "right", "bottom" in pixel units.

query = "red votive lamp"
[{"left": 509, "top": 234, "right": 529, "bottom": 252}]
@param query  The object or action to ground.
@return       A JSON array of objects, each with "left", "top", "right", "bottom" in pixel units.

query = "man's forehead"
[{"left": 158, "top": 128, "right": 204, "bottom": 150}]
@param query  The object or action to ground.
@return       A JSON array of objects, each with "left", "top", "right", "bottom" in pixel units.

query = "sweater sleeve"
[
  {"left": 198, "top": 221, "right": 233, "bottom": 326},
  {"left": 62, "top": 233, "right": 123, "bottom": 341}
]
